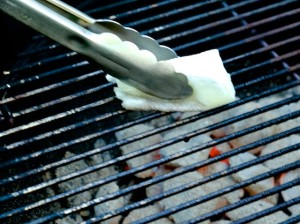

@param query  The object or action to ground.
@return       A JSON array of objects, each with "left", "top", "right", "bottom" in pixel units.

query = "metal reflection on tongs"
[{"left": 0, "top": 0, "right": 193, "bottom": 99}]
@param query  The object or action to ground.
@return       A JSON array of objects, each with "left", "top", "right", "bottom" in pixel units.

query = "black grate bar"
[
  {"left": 88, "top": 145, "right": 300, "bottom": 224},
  {"left": 1, "top": 51, "right": 298, "bottom": 137},
  {"left": 182, "top": 171, "right": 300, "bottom": 224},
  {"left": 1, "top": 109, "right": 126, "bottom": 150},
  {"left": 37, "top": 153, "right": 300, "bottom": 224},
  {"left": 231, "top": 197, "right": 300, "bottom": 224},
  {"left": 0, "top": 79, "right": 298, "bottom": 174},
  {"left": 0, "top": 94, "right": 115, "bottom": 138},
  {"left": 3, "top": 111, "right": 162, "bottom": 152},
  {"left": 1, "top": 114, "right": 298, "bottom": 221},
  {"left": 230, "top": 50, "right": 300, "bottom": 77},
  {"left": 12, "top": 82, "right": 113, "bottom": 117},
  {"left": 279, "top": 215, "right": 300, "bottom": 224},
  {"left": 10, "top": 0, "right": 295, "bottom": 70},
  {"left": 0, "top": 76, "right": 298, "bottom": 170},
  {"left": 3, "top": 18, "right": 298, "bottom": 100},
  {"left": 2, "top": 45, "right": 298, "bottom": 144},
  {"left": 1, "top": 22, "right": 300, "bottom": 107},
  {"left": 234, "top": 64, "right": 300, "bottom": 90},
  {"left": 126, "top": 0, "right": 223, "bottom": 27},
  {"left": 2, "top": 51, "right": 78, "bottom": 75},
  {"left": 219, "top": 21, "right": 300, "bottom": 54},
  {"left": 0, "top": 58, "right": 297, "bottom": 143},
  {"left": 0, "top": 94, "right": 298, "bottom": 203},
  {"left": 223, "top": 35, "right": 300, "bottom": 64},
  {"left": 143, "top": 0, "right": 259, "bottom": 35},
  {"left": 0, "top": 66, "right": 99, "bottom": 104},
  {"left": 3, "top": 23, "right": 298, "bottom": 109},
  {"left": 1, "top": 42, "right": 298, "bottom": 126},
  {"left": 83, "top": 0, "right": 137, "bottom": 16},
  {"left": 224, "top": 0, "right": 299, "bottom": 79},
  {"left": 172, "top": 3, "right": 299, "bottom": 51},
  {"left": 223, "top": 0, "right": 299, "bottom": 79},
  {"left": 164, "top": 2, "right": 297, "bottom": 48},
  {"left": 97, "top": 0, "right": 180, "bottom": 20},
  {"left": 1, "top": 1, "right": 296, "bottom": 115},
  {"left": 79, "top": 142, "right": 300, "bottom": 222},
  {"left": 16, "top": 0, "right": 254, "bottom": 58},
  {"left": 16, "top": 42, "right": 63, "bottom": 58}
]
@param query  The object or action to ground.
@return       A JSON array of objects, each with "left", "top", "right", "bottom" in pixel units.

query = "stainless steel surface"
[{"left": 0, "top": 0, "right": 192, "bottom": 99}]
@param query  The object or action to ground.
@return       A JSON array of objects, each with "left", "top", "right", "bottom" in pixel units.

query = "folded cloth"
[{"left": 106, "top": 49, "right": 236, "bottom": 112}]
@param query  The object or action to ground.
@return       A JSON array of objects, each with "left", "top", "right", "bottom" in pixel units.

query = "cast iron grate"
[{"left": 0, "top": 0, "right": 299, "bottom": 223}]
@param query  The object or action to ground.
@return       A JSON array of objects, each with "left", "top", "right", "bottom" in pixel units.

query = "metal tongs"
[{"left": 0, "top": 0, "right": 193, "bottom": 99}]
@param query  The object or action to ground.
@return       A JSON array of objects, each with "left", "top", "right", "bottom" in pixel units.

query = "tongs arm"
[
  {"left": 1, "top": 0, "right": 121, "bottom": 70},
  {"left": 0, "top": 0, "right": 193, "bottom": 99}
]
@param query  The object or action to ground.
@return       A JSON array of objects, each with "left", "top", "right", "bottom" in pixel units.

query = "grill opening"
[{"left": 1, "top": 0, "right": 299, "bottom": 224}]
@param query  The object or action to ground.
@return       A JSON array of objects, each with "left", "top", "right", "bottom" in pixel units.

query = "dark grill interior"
[{"left": 0, "top": 0, "right": 299, "bottom": 223}]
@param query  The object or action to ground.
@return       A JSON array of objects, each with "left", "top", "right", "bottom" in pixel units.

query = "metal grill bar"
[
  {"left": 95, "top": 0, "right": 181, "bottom": 20},
  {"left": 10, "top": 83, "right": 112, "bottom": 118},
  {"left": 0, "top": 63, "right": 96, "bottom": 104},
  {"left": 222, "top": 1, "right": 299, "bottom": 80},
  {"left": 38, "top": 145, "right": 300, "bottom": 224},
  {"left": 6, "top": 0, "right": 295, "bottom": 73},
  {"left": 4, "top": 51, "right": 78, "bottom": 74},
  {"left": 96, "top": 160, "right": 300, "bottom": 224},
  {"left": 0, "top": 95, "right": 298, "bottom": 202},
  {"left": 2, "top": 46, "right": 298, "bottom": 144},
  {"left": 230, "top": 50, "right": 300, "bottom": 77},
  {"left": 182, "top": 172, "right": 300, "bottom": 224},
  {"left": 0, "top": 56, "right": 295, "bottom": 136},
  {"left": 1, "top": 40, "right": 297, "bottom": 129},
  {"left": 220, "top": 22, "right": 300, "bottom": 55},
  {"left": 83, "top": 0, "right": 138, "bottom": 16},
  {"left": 3, "top": 19, "right": 298, "bottom": 104},
  {"left": 280, "top": 215, "right": 300, "bottom": 224},
  {"left": 171, "top": 1, "right": 299, "bottom": 50},
  {"left": 2, "top": 111, "right": 161, "bottom": 152},
  {"left": 222, "top": 34, "right": 300, "bottom": 64},
  {"left": 157, "top": 1, "right": 292, "bottom": 39},
  {"left": 1, "top": 36, "right": 298, "bottom": 135},
  {"left": 1, "top": 80, "right": 298, "bottom": 173},
  {"left": 79, "top": 142, "right": 300, "bottom": 223},
  {"left": 126, "top": 0, "right": 223, "bottom": 27},
  {"left": 1, "top": 113, "right": 298, "bottom": 222},
  {"left": 12, "top": 0, "right": 207, "bottom": 57},
  {"left": 0, "top": 94, "right": 116, "bottom": 137},
  {"left": 3, "top": 29, "right": 298, "bottom": 113},
  {"left": 231, "top": 197, "right": 300, "bottom": 224},
  {"left": 144, "top": 0, "right": 260, "bottom": 35},
  {"left": 0, "top": 0, "right": 299, "bottom": 128},
  {"left": 234, "top": 66, "right": 300, "bottom": 90}
]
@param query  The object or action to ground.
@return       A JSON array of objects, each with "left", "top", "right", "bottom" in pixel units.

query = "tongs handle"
[
  {"left": 0, "top": 0, "right": 193, "bottom": 99},
  {"left": 0, "top": 0, "right": 97, "bottom": 57},
  {"left": 40, "top": 0, "right": 95, "bottom": 25}
]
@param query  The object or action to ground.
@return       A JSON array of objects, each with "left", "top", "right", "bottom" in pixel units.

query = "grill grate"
[{"left": 1, "top": 0, "right": 300, "bottom": 224}]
